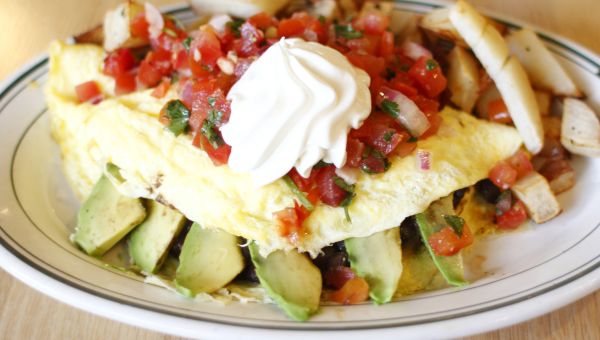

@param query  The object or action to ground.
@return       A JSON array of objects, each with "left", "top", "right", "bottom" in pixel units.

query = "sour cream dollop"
[{"left": 221, "top": 38, "right": 371, "bottom": 186}]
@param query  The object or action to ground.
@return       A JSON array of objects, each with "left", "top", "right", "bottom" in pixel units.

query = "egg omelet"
[{"left": 46, "top": 41, "right": 522, "bottom": 256}]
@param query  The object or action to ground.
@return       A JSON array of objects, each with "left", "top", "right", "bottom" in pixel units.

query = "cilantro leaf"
[
  {"left": 380, "top": 99, "right": 400, "bottom": 119},
  {"left": 164, "top": 100, "right": 190, "bottom": 136},
  {"left": 426, "top": 59, "right": 438, "bottom": 71},
  {"left": 182, "top": 37, "right": 192, "bottom": 52},
  {"left": 282, "top": 176, "right": 314, "bottom": 211},
  {"left": 200, "top": 119, "right": 223, "bottom": 149},
  {"left": 443, "top": 215, "right": 465, "bottom": 236},
  {"left": 334, "top": 24, "right": 363, "bottom": 39},
  {"left": 227, "top": 19, "right": 244, "bottom": 38}
]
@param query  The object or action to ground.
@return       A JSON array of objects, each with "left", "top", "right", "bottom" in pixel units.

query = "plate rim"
[{"left": 1, "top": 1, "right": 599, "bottom": 338}]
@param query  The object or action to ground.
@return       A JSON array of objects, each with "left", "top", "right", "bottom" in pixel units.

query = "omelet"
[{"left": 46, "top": 41, "right": 523, "bottom": 256}]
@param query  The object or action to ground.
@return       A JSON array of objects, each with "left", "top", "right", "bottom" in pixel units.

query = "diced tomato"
[
  {"left": 353, "top": 11, "right": 389, "bottom": 35},
  {"left": 489, "top": 161, "right": 518, "bottom": 190},
  {"left": 487, "top": 98, "right": 512, "bottom": 124},
  {"left": 324, "top": 266, "right": 355, "bottom": 290},
  {"left": 316, "top": 165, "right": 350, "bottom": 207},
  {"left": 390, "top": 79, "right": 418, "bottom": 97},
  {"left": 274, "top": 201, "right": 309, "bottom": 245},
  {"left": 496, "top": 200, "right": 528, "bottom": 229},
  {"left": 408, "top": 56, "right": 447, "bottom": 98},
  {"left": 137, "top": 49, "right": 172, "bottom": 87},
  {"left": 114, "top": 73, "right": 137, "bottom": 95},
  {"left": 189, "top": 27, "right": 223, "bottom": 76},
  {"left": 288, "top": 168, "right": 320, "bottom": 205},
  {"left": 507, "top": 150, "right": 533, "bottom": 179},
  {"left": 248, "top": 12, "right": 273, "bottom": 30},
  {"left": 194, "top": 132, "right": 231, "bottom": 166},
  {"left": 379, "top": 31, "right": 394, "bottom": 58},
  {"left": 181, "top": 78, "right": 231, "bottom": 134},
  {"left": 278, "top": 18, "right": 305, "bottom": 37},
  {"left": 75, "top": 81, "right": 102, "bottom": 104},
  {"left": 411, "top": 95, "right": 439, "bottom": 115},
  {"left": 103, "top": 49, "right": 136, "bottom": 77},
  {"left": 428, "top": 223, "right": 473, "bottom": 256},
  {"left": 346, "top": 35, "right": 380, "bottom": 55},
  {"left": 151, "top": 78, "right": 170, "bottom": 98},
  {"left": 395, "top": 140, "right": 418, "bottom": 157},
  {"left": 345, "top": 52, "right": 385, "bottom": 79},
  {"left": 346, "top": 138, "right": 366, "bottom": 168},
  {"left": 419, "top": 112, "right": 442, "bottom": 139},
  {"left": 328, "top": 277, "right": 370, "bottom": 305},
  {"left": 130, "top": 13, "right": 150, "bottom": 40},
  {"left": 359, "top": 153, "right": 389, "bottom": 174}
]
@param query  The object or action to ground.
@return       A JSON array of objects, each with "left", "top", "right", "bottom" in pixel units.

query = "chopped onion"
[
  {"left": 400, "top": 41, "right": 433, "bottom": 61},
  {"left": 377, "top": 86, "right": 431, "bottom": 137},
  {"left": 208, "top": 14, "right": 233, "bottom": 34},
  {"left": 145, "top": 2, "right": 164, "bottom": 39},
  {"left": 417, "top": 150, "right": 432, "bottom": 171}
]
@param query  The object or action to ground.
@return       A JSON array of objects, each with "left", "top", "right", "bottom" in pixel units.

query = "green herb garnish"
[
  {"left": 182, "top": 37, "right": 192, "bottom": 52},
  {"left": 282, "top": 176, "right": 314, "bottom": 211},
  {"left": 383, "top": 130, "right": 395, "bottom": 142},
  {"left": 426, "top": 59, "right": 438, "bottom": 71},
  {"left": 380, "top": 99, "right": 400, "bottom": 119},
  {"left": 200, "top": 120, "right": 223, "bottom": 149},
  {"left": 164, "top": 100, "right": 190, "bottom": 136},
  {"left": 334, "top": 176, "right": 356, "bottom": 223},
  {"left": 443, "top": 215, "right": 465, "bottom": 236},
  {"left": 334, "top": 24, "right": 363, "bottom": 39},
  {"left": 408, "top": 136, "right": 418, "bottom": 143},
  {"left": 227, "top": 19, "right": 244, "bottom": 38},
  {"left": 207, "top": 96, "right": 216, "bottom": 107}
]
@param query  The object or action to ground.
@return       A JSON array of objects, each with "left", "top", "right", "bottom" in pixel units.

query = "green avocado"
[
  {"left": 174, "top": 223, "right": 244, "bottom": 296},
  {"left": 415, "top": 196, "right": 467, "bottom": 286},
  {"left": 345, "top": 227, "right": 403, "bottom": 304},
  {"left": 129, "top": 200, "right": 186, "bottom": 273},
  {"left": 248, "top": 243, "right": 322, "bottom": 322},
  {"left": 73, "top": 173, "right": 146, "bottom": 257}
]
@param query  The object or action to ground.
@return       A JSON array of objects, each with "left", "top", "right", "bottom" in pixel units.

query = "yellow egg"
[{"left": 46, "top": 41, "right": 522, "bottom": 256}]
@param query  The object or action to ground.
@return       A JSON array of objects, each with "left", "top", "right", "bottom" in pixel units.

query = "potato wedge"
[
  {"left": 561, "top": 98, "right": 600, "bottom": 157},
  {"left": 190, "top": 0, "right": 291, "bottom": 18},
  {"left": 420, "top": 8, "right": 466, "bottom": 45},
  {"left": 103, "top": 1, "right": 146, "bottom": 51},
  {"left": 447, "top": 46, "right": 479, "bottom": 112},
  {"left": 450, "top": 1, "right": 543, "bottom": 154},
  {"left": 494, "top": 57, "right": 544, "bottom": 154},
  {"left": 511, "top": 172, "right": 561, "bottom": 223},
  {"left": 506, "top": 29, "right": 581, "bottom": 97}
]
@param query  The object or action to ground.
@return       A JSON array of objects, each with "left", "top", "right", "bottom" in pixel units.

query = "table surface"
[{"left": 1, "top": 0, "right": 599, "bottom": 338}]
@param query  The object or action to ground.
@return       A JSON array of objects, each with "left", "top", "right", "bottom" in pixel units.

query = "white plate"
[{"left": 1, "top": 2, "right": 599, "bottom": 339}]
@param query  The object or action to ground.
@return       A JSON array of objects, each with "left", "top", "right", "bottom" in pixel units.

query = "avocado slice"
[
  {"left": 415, "top": 196, "right": 467, "bottom": 286},
  {"left": 74, "top": 173, "right": 146, "bottom": 256},
  {"left": 345, "top": 228, "right": 403, "bottom": 304},
  {"left": 129, "top": 200, "right": 186, "bottom": 273},
  {"left": 175, "top": 223, "right": 244, "bottom": 296},
  {"left": 249, "top": 243, "right": 322, "bottom": 321}
]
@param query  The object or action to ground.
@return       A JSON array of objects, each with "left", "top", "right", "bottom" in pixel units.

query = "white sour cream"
[{"left": 221, "top": 38, "right": 371, "bottom": 186}]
